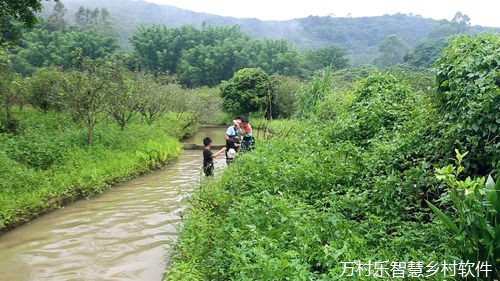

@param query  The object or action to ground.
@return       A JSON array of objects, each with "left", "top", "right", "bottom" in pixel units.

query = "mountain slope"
[{"left": 42, "top": 0, "right": 499, "bottom": 64}]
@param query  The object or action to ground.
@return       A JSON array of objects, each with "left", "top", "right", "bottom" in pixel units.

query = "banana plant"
[{"left": 426, "top": 150, "right": 499, "bottom": 280}]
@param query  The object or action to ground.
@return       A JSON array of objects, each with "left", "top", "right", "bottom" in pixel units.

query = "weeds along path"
[{"left": 0, "top": 150, "right": 226, "bottom": 281}]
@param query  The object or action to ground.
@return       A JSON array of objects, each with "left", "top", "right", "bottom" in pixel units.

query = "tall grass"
[{"left": 0, "top": 108, "right": 195, "bottom": 232}]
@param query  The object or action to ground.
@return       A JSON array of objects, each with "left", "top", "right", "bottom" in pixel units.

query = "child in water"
[
  {"left": 202, "top": 137, "right": 226, "bottom": 176},
  {"left": 225, "top": 139, "right": 238, "bottom": 165},
  {"left": 239, "top": 115, "right": 255, "bottom": 150}
]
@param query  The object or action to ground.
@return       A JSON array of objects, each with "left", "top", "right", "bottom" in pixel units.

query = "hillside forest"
[{"left": 0, "top": 0, "right": 499, "bottom": 280}]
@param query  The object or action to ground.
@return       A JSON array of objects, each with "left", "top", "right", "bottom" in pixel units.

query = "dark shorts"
[{"left": 203, "top": 164, "right": 214, "bottom": 176}]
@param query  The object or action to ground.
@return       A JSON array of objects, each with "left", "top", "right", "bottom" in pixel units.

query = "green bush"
[
  {"left": 220, "top": 67, "right": 272, "bottom": 118},
  {"left": 435, "top": 33, "right": 500, "bottom": 175},
  {"left": 3, "top": 133, "right": 66, "bottom": 169}
]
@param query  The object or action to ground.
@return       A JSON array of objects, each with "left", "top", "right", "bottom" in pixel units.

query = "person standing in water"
[
  {"left": 225, "top": 117, "right": 242, "bottom": 144},
  {"left": 225, "top": 139, "right": 238, "bottom": 165},
  {"left": 202, "top": 137, "right": 226, "bottom": 176},
  {"left": 239, "top": 116, "right": 255, "bottom": 150}
]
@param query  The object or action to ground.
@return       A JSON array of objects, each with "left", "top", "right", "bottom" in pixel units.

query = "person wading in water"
[{"left": 202, "top": 137, "right": 226, "bottom": 176}]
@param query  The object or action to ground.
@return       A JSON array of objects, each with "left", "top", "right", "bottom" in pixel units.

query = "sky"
[{"left": 139, "top": 0, "right": 499, "bottom": 27}]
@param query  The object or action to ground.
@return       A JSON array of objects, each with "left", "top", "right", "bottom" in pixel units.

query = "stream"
[{"left": 0, "top": 128, "right": 227, "bottom": 281}]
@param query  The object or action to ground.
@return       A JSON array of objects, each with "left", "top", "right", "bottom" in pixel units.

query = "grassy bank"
[
  {"left": 0, "top": 108, "right": 197, "bottom": 233},
  {"left": 165, "top": 73, "right": 498, "bottom": 279},
  {"left": 165, "top": 123, "right": 453, "bottom": 280}
]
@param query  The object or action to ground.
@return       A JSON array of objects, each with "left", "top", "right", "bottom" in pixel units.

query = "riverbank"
[
  {"left": 0, "top": 108, "right": 197, "bottom": 233},
  {"left": 0, "top": 150, "right": 215, "bottom": 280}
]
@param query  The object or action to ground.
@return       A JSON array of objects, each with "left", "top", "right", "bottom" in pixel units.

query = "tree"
[
  {"left": 271, "top": 74, "right": 302, "bottom": 119},
  {"left": 374, "top": 34, "right": 410, "bottom": 68},
  {"left": 0, "top": 0, "right": 55, "bottom": 43},
  {"left": 46, "top": 1, "right": 66, "bottom": 32},
  {"left": 74, "top": 6, "right": 115, "bottom": 37},
  {"left": 30, "top": 67, "right": 64, "bottom": 112},
  {"left": 246, "top": 39, "right": 301, "bottom": 77},
  {"left": 220, "top": 68, "right": 272, "bottom": 118},
  {"left": 61, "top": 59, "right": 107, "bottom": 145},
  {"left": 131, "top": 24, "right": 302, "bottom": 86},
  {"left": 451, "top": 12, "right": 471, "bottom": 33},
  {"left": 300, "top": 45, "right": 348, "bottom": 78},
  {"left": 131, "top": 25, "right": 201, "bottom": 75},
  {"left": 0, "top": 48, "right": 15, "bottom": 127},
  {"left": 406, "top": 37, "right": 450, "bottom": 68},
  {"left": 0, "top": 48, "right": 29, "bottom": 133},
  {"left": 427, "top": 12, "right": 471, "bottom": 39},
  {"left": 102, "top": 65, "right": 141, "bottom": 131},
  {"left": 176, "top": 44, "right": 220, "bottom": 87},
  {"left": 11, "top": 24, "right": 119, "bottom": 75},
  {"left": 133, "top": 73, "right": 172, "bottom": 124}
]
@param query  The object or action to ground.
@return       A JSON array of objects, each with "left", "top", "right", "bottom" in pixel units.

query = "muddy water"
[
  {"left": 0, "top": 150, "right": 226, "bottom": 281},
  {"left": 182, "top": 127, "right": 227, "bottom": 147}
]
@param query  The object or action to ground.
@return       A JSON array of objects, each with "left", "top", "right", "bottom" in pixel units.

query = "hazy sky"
[{"left": 140, "top": 0, "right": 499, "bottom": 27}]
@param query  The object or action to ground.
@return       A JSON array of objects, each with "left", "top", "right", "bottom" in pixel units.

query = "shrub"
[
  {"left": 220, "top": 67, "right": 272, "bottom": 118},
  {"left": 435, "top": 33, "right": 500, "bottom": 175},
  {"left": 339, "top": 73, "right": 416, "bottom": 143}
]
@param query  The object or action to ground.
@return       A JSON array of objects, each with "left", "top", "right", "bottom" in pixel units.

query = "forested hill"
[{"left": 42, "top": 0, "right": 499, "bottom": 64}]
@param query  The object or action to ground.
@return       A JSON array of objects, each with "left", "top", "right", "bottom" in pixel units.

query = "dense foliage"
[
  {"left": 220, "top": 68, "right": 272, "bottom": 118},
  {"left": 0, "top": 0, "right": 53, "bottom": 43},
  {"left": 130, "top": 24, "right": 303, "bottom": 86},
  {"left": 42, "top": 0, "right": 500, "bottom": 65},
  {"left": 9, "top": 18, "right": 119, "bottom": 76},
  {"left": 165, "top": 33, "right": 499, "bottom": 280},
  {"left": 435, "top": 33, "right": 499, "bottom": 176},
  {"left": 374, "top": 34, "right": 410, "bottom": 68},
  {"left": 0, "top": 7, "right": 224, "bottom": 231}
]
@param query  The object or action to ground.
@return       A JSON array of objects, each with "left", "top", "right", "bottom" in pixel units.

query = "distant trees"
[
  {"left": 131, "top": 25, "right": 201, "bottom": 76},
  {"left": 374, "top": 34, "right": 410, "bottom": 68},
  {"left": 30, "top": 67, "right": 64, "bottom": 112},
  {"left": 406, "top": 38, "right": 450, "bottom": 68},
  {"left": 46, "top": 1, "right": 67, "bottom": 32},
  {"left": 300, "top": 45, "right": 348, "bottom": 77},
  {"left": 75, "top": 7, "right": 112, "bottom": 31},
  {"left": 131, "top": 25, "right": 303, "bottom": 87},
  {"left": 428, "top": 12, "right": 471, "bottom": 39},
  {"left": 9, "top": 2, "right": 119, "bottom": 76},
  {"left": 11, "top": 25, "right": 119, "bottom": 75}
]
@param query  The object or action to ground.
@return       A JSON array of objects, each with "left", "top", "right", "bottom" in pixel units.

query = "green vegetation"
[
  {"left": 0, "top": 108, "right": 193, "bottom": 232},
  {"left": 428, "top": 150, "right": 499, "bottom": 274},
  {"left": 220, "top": 68, "right": 273, "bottom": 119},
  {"left": 0, "top": 0, "right": 55, "bottom": 43},
  {"left": 41, "top": 0, "right": 500, "bottom": 65},
  {"left": 165, "top": 34, "right": 499, "bottom": 280},
  {"left": 435, "top": 33, "right": 499, "bottom": 175},
  {"left": 0, "top": 3, "right": 225, "bottom": 231},
  {"left": 1, "top": 2, "right": 499, "bottom": 279},
  {"left": 130, "top": 24, "right": 302, "bottom": 86},
  {"left": 374, "top": 34, "right": 410, "bottom": 68}
]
